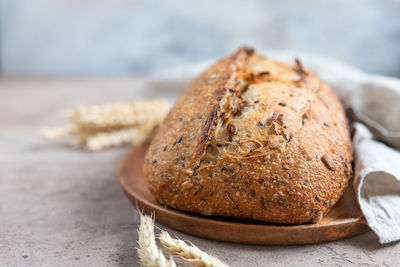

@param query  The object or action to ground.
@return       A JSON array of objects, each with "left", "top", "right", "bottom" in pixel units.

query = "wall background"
[{"left": 1, "top": 0, "right": 400, "bottom": 76}]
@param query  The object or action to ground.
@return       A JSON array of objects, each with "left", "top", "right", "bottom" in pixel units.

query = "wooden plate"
[{"left": 119, "top": 143, "right": 370, "bottom": 245}]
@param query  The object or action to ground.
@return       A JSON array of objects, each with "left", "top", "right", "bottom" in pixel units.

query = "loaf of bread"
[{"left": 144, "top": 47, "right": 353, "bottom": 224}]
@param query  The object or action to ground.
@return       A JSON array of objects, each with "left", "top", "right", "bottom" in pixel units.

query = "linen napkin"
[{"left": 147, "top": 50, "right": 400, "bottom": 244}]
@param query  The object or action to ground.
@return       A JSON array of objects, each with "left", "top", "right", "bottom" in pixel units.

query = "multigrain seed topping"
[{"left": 144, "top": 47, "right": 353, "bottom": 224}]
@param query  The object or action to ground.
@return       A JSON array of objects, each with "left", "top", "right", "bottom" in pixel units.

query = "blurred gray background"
[{"left": 1, "top": 0, "right": 400, "bottom": 76}]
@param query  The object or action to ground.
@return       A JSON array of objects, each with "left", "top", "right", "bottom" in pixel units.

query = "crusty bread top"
[{"left": 144, "top": 47, "right": 353, "bottom": 224}]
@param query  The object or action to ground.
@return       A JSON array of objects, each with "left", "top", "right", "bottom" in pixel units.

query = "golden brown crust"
[{"left": 143, "top": 47, "right": 353, "bottom": 224}]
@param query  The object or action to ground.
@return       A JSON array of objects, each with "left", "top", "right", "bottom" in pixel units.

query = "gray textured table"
[{"left": 1, "top": 78, "right": 399, "bottom": 266}]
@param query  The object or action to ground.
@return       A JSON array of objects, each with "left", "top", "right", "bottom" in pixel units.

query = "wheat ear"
[
  {"left": 40, "top": 100, "right": 170, "bottom": 151},
  {"left": 85, "top": 126, "right": 147, "bottom": 151},
  {"left": 159, "top": 231, "right": 229, "bottom": 267},
  {"left": 39, "top": 125, "right": 77, "bottom": 139},
  {"left": 137, "top": 213, "right": 176, "bottom": 267}
]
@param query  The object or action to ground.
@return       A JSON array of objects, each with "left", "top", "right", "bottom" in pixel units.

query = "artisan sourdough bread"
[{"left": 143, "top": 47, "right": 353, "bottom": 224}]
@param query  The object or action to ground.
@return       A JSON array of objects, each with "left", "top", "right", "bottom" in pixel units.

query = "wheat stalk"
[
  {"left": 84, "top": 122, "right": 154, "bottom": 151},
  {"left": 159, "top": 231, "right": 230, "bottom": 267},
  {"left": 40, "top": 100, "right": 170, "bottom": 151},
  {"left": 137, "top": 213, "right": 176, "bottom": 267},
  {"left": 40, "top": 125, "right": 77, "bottom": 139},
  {"left": 68, "top": 100, "right": 170, "bottom": 128}
]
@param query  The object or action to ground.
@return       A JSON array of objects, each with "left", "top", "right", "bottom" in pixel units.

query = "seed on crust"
[
  {"left": 227, "top": 123, "right": 238, "bottom": 135},
  {"left": 260, "top": 197, "right": 267, "bottom": 209},
  {"left": 173, "top": 136, "right": 183, "bottom": 145},
  {"left": 250, "top": 189, "right": 256, "bottom": 197},
  {"left": 294, "top": 58, "right": 306, "bottom": 76},
  {"left": 268, "top": 136, "right": 280, "bottom": 150},
  {"left": 181, "top": 180, "right": 194, "bottom": 190},
  {"left": 321, "top": 154, "right": 336, "bottom": 171}
]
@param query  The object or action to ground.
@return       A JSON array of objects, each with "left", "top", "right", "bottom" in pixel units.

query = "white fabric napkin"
[{"left": 147, "top": 50, "right": 400, "bottom": 244}]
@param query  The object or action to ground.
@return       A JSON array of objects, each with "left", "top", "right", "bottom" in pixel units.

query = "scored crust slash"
[{"left": 143, "top": 47, "right": 353, "bottom": 224}]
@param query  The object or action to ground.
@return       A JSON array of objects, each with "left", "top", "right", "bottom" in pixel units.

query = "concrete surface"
[
  {"left": 1, "top": 77, "right": 400, "bottom": 266},
  {"left": 1, "top": 0, "right": 400, "bottom": 77}
]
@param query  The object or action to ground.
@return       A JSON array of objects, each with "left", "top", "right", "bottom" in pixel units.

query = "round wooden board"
[{"left": 119, "top": 142, "right": 370, "bottom": 245}]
